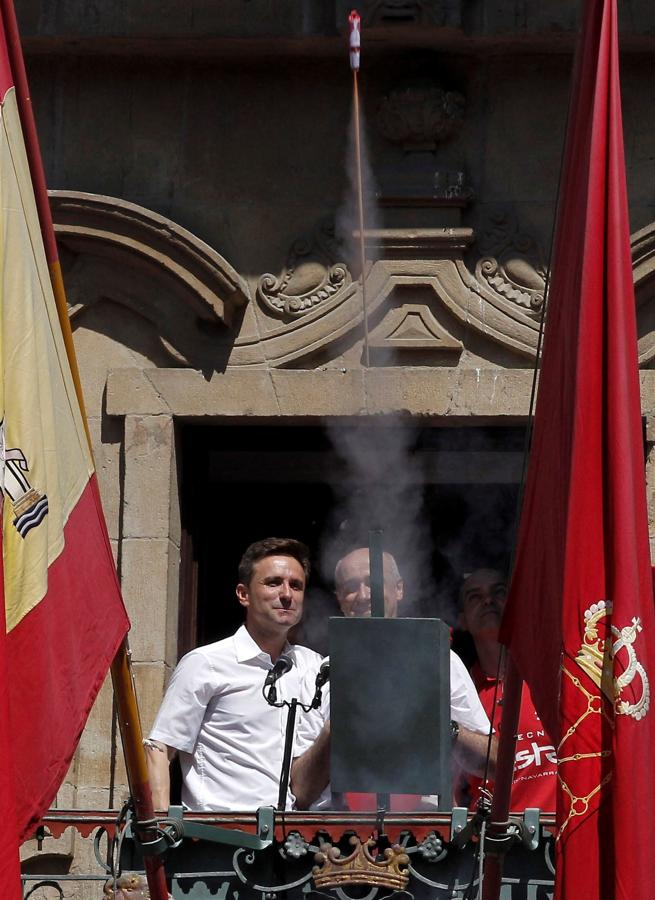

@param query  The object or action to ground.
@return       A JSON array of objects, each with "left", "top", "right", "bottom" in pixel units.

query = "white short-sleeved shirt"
[
  {"left": 293, "top": 650, "right": 491, "bottom": 808},
  {"left": 149, "top": 625, "right": 322, "bottom": 811}
]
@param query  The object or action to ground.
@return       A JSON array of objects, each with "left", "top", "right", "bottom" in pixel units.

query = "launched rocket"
[{"left": 348, "top": 10, "right": 361, "bottom": 71}]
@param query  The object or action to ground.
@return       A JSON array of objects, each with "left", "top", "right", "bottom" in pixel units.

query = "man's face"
[
  {"left": 335, "top": 548, "right": 403, "bottom": 619},
  {"left": 236, "top": 555, "right": 306, "bottom": 637},
  {"left": 459, "top": 569, "right": 507, "bottom": 640}
]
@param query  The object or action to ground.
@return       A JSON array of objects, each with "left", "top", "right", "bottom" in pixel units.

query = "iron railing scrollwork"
[{"left": 21, "top": 808, "right": 556, "bottom": 900}]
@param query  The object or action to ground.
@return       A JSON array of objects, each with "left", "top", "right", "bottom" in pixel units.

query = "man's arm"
[
  {"left": 145, "top": 740, "right": 177, "bottom": 812},
  {"left": 452, "top": 726, "right": 497, "bottom": 779},
  {"left": 291, "top": 721, "right": 331, "bottom": 809}
]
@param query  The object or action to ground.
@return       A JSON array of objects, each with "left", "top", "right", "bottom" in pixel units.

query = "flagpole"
[
  {"left": 0, "top": 544, "right": 23, "bottom": 900},
  {"left": 481, "top": 654, "right": 522, "bottom": 900},
  {"left": 111, "top": 637, "right": 172, "bottom": 898},
  {"left": 0, "top": 4, "right": 170, "bottom": 897}
]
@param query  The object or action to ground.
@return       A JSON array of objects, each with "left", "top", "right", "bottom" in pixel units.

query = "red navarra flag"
[
  {"left": 500, "top": 0, "right": 655, "bottom": 897},
  {"left": 0, "top": 1, "right": 129, "bottom": 892}
]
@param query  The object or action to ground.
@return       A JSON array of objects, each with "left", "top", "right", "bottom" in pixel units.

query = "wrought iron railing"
[{"left": 23, "top": 808, "right": 556, "bottom": 899}]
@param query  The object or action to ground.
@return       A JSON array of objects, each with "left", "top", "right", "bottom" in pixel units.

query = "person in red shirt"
[{"left": 458, "top": 568, "right": 556, "bottom": 813}]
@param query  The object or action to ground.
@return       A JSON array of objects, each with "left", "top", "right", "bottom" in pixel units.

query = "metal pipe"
[
  {"left": 349, "top": 10, "right": 371, "bottom": 368},
  {"left": 481, "top": 654, "right": 523, "bottom": 900},
  {"left": 368, "top": 529, "right": 385, "bottom": 618}
]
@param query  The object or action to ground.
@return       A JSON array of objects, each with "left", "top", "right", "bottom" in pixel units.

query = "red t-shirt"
[{"left": 467, "top": 663, "right": 557, "bottom": 813}]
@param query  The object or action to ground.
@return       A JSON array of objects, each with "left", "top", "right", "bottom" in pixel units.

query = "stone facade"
[{"left": 15, "top": 0, "right": 655, "bottom": 890}]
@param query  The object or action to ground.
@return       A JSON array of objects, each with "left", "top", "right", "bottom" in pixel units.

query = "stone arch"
[{"left": 51, "top": 190, "right": 250, "bottom": 371}]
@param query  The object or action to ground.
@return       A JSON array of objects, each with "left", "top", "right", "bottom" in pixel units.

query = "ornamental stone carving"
[
  {"left": 257, "top": 219, "right": 352, "bottom": 318},
  {"left": 474, "top": 209, "right": 547, "bottom": 316},
  {"left": 362, "top": 0, "right": 453, "bottom": 25},
  {"left": 368, "top": 298, "right": 463, "bottom": 355},
  {"left": 376, "top": 81, "right": 465, "bottom": 152},
  {"left": 47, "top": 189, "right": 655, "bottom": 372}
]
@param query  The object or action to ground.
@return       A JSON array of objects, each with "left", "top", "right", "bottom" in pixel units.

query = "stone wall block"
[
  {"left": 365, "top": 369, "right": 452, "bottom": 417},
  {"left": 109, "top": 370, "right": 170, "bottom": 416},
  {"left": 166, "top": 536, "right": 182, "bottom": 666},
  {"left": 271, "top": 370, "right": 365, "bottom": 416},
  {"left": 74, "top": 678, "right": 115, "bottom": 791},
  {"left": 72, "top": 663, "right": 171, "bottom": 810},
  {"left": 132, "top": 661, "right": 172, "bottom": 737},
  {"left": 85, "top": 416, "right": 122, "bottom": 544},
  {"left": 123, "top": 415, "right": 176, "bottom": 539},
  {"left": 364, "top": 368, "right": 535, "bottom": 418},
  {"left": 75, "top": 326, "right": 128, "bottom": 417},
  {"left": 169, "top": 426, "right": 182, "bottom": 549},
  {"left": 121, "top": 537, "right": 180, "bottom": 662}
]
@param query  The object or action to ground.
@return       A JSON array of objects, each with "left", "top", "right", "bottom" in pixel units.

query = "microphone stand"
[
  {"left": 278, "top": 697, "right": 299, "bottom": 811},
  {"left": 265, "top": 671, "right": 327, "bottom": 811}
]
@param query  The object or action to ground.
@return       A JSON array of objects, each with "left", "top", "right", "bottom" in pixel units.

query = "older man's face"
[
  {"left": 459, "top": 568, "right": 507, "bottom": 640},
  {"left": 335, "top": 548, "right": 403, "bottom": 619}
]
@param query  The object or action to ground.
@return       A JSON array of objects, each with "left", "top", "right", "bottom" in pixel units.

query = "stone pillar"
[
  {"left": 117, "top": 415, "right": 182, "bottom": 790},
  {"left": 59, "top": 413, "right": 182, "bottom": 813},
  {"left": 21, "top": 413, "right": 182, "bottom": 882}
]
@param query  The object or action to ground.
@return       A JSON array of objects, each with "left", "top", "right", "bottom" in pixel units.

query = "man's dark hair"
[{"left": 238, "top": 537, "right": 311, "bottom": 585}]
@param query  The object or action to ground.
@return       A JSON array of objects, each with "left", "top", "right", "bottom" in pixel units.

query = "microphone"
[
  {"left": 315, "top": 660, "right": 330, "bottom": 688},
  {"left": 311, "top": 660, "right": 330, "bottom": 709},
  {"left": 264, "top": 653, "right": 294, "bottom": 704}
]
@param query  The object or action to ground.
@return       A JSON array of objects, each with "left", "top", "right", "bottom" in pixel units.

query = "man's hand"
[
  {"left": 452, "top": 726, "right": 497, "bottom": 779},
  {"left": 144, "top": 740, "right": 176, "bottom": 812},
  {"left": 290, "top": 721, "right": 331, "bottom": 809}
]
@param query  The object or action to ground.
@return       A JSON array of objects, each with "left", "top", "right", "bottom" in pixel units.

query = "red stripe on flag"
[
  {"left": 6, "top": 475, "right": 129, "bottom": 840},
  {"left": 499, "top": 0, "right": 655, "bottom": 897}
]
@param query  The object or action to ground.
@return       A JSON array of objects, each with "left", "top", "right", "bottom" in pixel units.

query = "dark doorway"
[{"left": 178, "top": 423, "right": 524, "bottom": 658}]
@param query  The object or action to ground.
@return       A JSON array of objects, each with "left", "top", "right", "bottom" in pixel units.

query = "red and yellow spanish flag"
[
  {"left": 0, "top": 1, "right": 129, "bottom": 891},
  {"left": 500, "top": 0, "right": 655, "bottom": 897}
]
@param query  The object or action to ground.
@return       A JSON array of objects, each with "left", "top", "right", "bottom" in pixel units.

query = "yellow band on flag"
[{"left": 0, "top": 87, "right": 93, "bottom": 632}]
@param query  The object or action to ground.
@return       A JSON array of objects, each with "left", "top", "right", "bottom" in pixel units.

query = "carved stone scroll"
[
  {"left": 257, "top": 219, "right": 352, "bottom": 318},
  {"left": 474, "top": 209, "right": 547, "bottom": 316}
]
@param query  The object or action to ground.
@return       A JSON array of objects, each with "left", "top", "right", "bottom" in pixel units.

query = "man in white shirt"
[
  {"left": 146, "top": 537, "right": 322, "bottom": 811},
  {"left": 291, "top": 547, "right": 495, "bottom": 809}
]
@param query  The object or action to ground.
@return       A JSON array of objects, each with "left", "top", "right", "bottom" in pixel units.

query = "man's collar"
[
  {"left": 233, "top": 624, "right": 291, "bottom": 664},
  {"left": 470, "top": 660, "right": 498, "bottom": 689}
]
